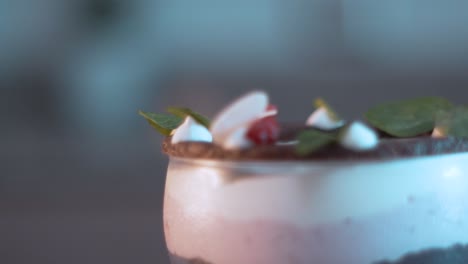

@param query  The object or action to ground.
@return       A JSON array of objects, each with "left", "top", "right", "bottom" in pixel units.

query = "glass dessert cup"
[{"left": 164, "top": 153, "right": 468, "bottom": 264}]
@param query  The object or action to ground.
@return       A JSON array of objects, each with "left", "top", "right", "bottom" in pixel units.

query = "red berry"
[{"left": 246, "top": 116, "right": 280, "bottom": 145}]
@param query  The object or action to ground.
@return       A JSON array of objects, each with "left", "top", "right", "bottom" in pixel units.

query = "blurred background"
[{"left": 2, "top": 1, "right": 468, "bottom": 263}]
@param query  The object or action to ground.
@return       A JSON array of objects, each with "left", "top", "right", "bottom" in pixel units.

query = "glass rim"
[{"left": 168, "top": 151, "right": 468, "bottom": 169}]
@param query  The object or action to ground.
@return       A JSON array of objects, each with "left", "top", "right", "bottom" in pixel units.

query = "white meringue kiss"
[
  {"left": 210, "top": 91, "right": 268, "bottom": 145},
  {"left": 171, "top": 117, "right": 213, "bottom": 144},
  {"left": 306, "top": 107, "right": 345, "bottom": 130},
  {"left": 340, "top": 121, "right": 379, "bottom": 151}
]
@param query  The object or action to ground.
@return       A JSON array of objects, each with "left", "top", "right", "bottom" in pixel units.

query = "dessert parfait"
[{"left": 140, "top": 91, "right": 468, "bottom": 264}]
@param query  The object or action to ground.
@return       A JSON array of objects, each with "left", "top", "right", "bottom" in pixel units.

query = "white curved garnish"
[
  {"left": 276, "top": 140, "right": 299, "bottom": 146},
  {"left": 171, "top": 117, "right": 213, "bottom": 144},
  {"left": 210, "top": 91, "right": 268, "bottom": 144},
  {"left": 258, "top": 106, "right": 278, "bottom": 119},
  {"left": 222, "top": 126, "right": 252, "bottom": 150},
  {"left": 340, "top": 121, "right": 379, "bottom": 151}
]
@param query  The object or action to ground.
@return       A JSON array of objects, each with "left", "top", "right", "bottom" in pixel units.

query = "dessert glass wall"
[{"left": 164, "top": 154, "right": 468, "bottom": 264}]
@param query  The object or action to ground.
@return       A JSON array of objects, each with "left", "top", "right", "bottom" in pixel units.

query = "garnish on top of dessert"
[{"left": 139, "top": 91, "right": 468, "bottom": 160}]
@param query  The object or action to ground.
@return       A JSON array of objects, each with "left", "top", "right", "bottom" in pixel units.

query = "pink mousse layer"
[{"left": 164, "top": 194, "right": 468, "bottom": 264}]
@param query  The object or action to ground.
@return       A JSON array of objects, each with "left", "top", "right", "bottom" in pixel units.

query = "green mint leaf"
[
  {"left": 365, "top": 97, "right": 453, "bottom": 137},
  {"left": 166, "top": 106, "right": 211, "bottom": 128},
  {"left": 138, "top": 110, "right": 183, "bottom": 136},
  {"left": 435, "top": 106, "right": 468, "bottom": 138},
  {"left": 296, "top": 129, "right": 337, "bottom": 156},
  {"left": 314, "top": 97, "right": 341, "bottom": 121}
]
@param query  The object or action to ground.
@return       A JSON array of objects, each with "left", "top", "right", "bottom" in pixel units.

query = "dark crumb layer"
[
  {"left": 169, "top": 253, "right": 212, "bottom": 264},
  {"left": 375, "top": 244, "right": 468, "bottom": 264},
  {"left": 169, "top": 244, "right": 468, "bottom": 264},
  {"left": 163, "top": 125, "right": 468, "bottom": 161}
]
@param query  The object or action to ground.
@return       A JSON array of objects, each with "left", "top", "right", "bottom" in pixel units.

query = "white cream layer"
[{"left": 165, "top": 153, "right": 468, "bottom": 228}]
